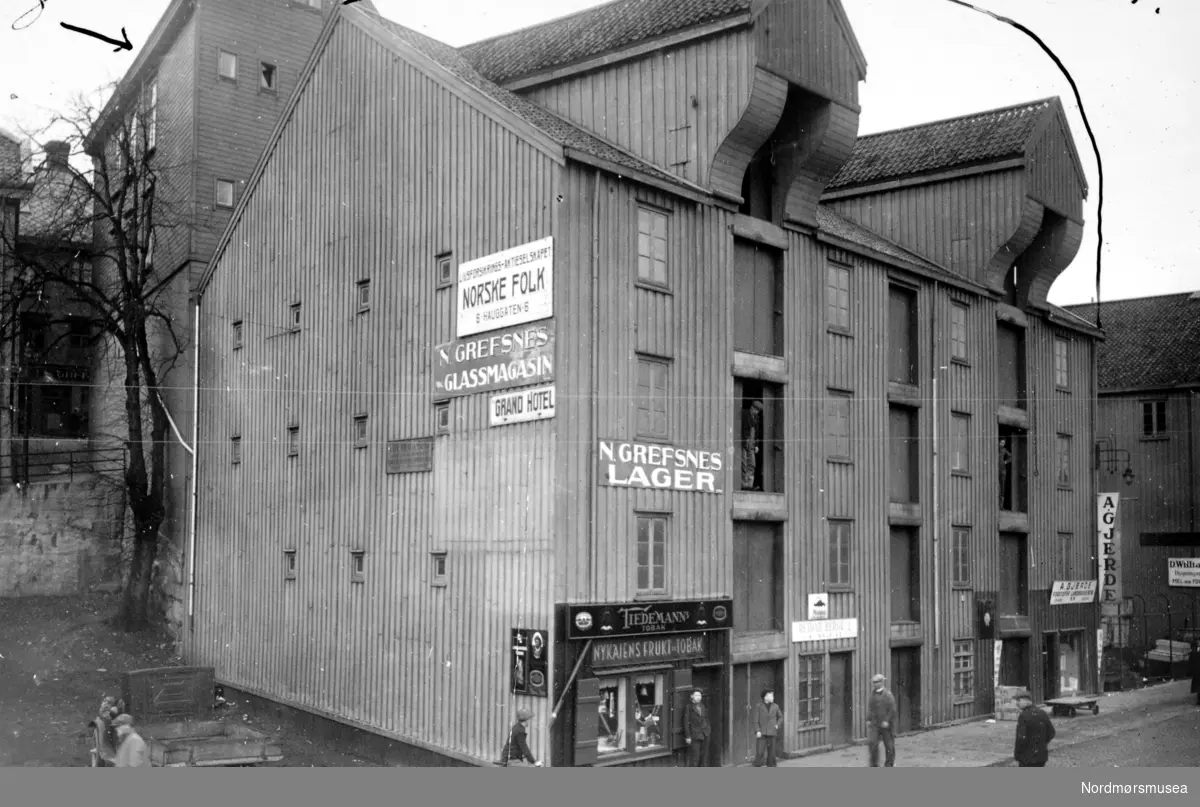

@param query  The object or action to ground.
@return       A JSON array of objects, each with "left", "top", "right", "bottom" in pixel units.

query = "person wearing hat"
[
  {"left": 1012, "top": 690, "right": 1055, "bottom": 767},
  {"left": 866, "top": 673, "right": 897, "bottom": 767},
  {"left": 1187, "top": 640, "right": 1200, "bottom": 706},
  {"left": 683, "top": 689, "right": 712, "bottom": 767},
  {"left": 111, "top": 714, "right": 150, "bottom": 768},
  {"left": 752, "top": 687, "right": 784, "bottom": 767},
  {"left": 500, "top": 708, "right": 543, "bottom": 767}
]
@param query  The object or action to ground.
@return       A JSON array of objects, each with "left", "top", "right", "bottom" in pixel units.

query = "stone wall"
[{"left": 0, "top": 476, "right": 125, "bottom": 596}]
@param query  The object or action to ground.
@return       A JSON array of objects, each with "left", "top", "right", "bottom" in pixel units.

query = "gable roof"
[
  {"left": 827, "top": 98, "right": 1058, "bottom": 191},
  {"left": 459, "top": 0, "right": 756, "bottom": 86},
  {"left": 1063, "top": 293, "right": 1200, "bottom": 390}
]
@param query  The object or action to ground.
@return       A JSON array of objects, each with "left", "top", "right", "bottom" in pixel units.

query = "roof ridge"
[
  {"left": 1062, "top": 291, "right": 1199, "bottom": 308},
  {"left": 855, "top": 97, "right": 1056, "bottom": 141}
]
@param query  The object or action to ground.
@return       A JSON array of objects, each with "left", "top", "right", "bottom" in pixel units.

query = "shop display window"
[{"left": 596, "top": 672, "right": 666, "bottom": 757}]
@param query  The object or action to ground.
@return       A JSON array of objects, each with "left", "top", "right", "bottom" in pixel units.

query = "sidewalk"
[{"left": 777, "top": 680, "right": 1198, "bottom": 767}]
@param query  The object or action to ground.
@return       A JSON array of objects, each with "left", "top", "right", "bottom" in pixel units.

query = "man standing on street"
[
  {"left": 1186, "top": 640, "right": 1200, "bottom": 706},
  {"left": 866, "top": 673, "right": 897, "bottom": 767},
  {"left": 683, "top": 689, "right": 711, "bottom": 767},
  {"left": 111, "top": 714, "right": 150, "bottom": 768},
  {"left": 753, "top": 687, "right": 783, "bottom": 767},
  {"left": 1013, "top": 690, "right": 1055, "bottom": 767}
]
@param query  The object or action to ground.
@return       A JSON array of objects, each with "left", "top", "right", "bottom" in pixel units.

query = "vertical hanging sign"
[{"left": 1097, "top": 493, "right": 1121, "bottom": 616}]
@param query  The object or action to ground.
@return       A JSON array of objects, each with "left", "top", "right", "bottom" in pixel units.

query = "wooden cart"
[
  {"left": 1044, "top": 695, "right": 1101, "bottom": 718},
  {"left": 89, "top": 666, "right": 283, "bottom": 767}
]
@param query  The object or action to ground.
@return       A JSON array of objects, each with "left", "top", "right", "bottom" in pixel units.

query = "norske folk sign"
[
  {"left": 432, "top": 320, "right": 554, "bottom": 401},
  {"left": 457, "top": 236, "right": 553, "bottom": 337}
]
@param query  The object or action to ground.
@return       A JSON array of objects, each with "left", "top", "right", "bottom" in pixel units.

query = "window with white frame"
[
  {"left": 635, "top": 514, "right": 667, "bottom": 595},
  {"left": 950, "top": 413, "right": 970, "bottom": 473},
  {"left": 950, "top": 302, "right": 968, "bottom": 361},
  {"left": 952, "top": 527, "right": 971, "bottom": 587},
  {"left": 1054, "top": 337, "right": 1070, "bottom": 389},
  {"left": 953, "top": 639, "right": 974, "bottom": 700},
  {"left": 797, "top": 655, "right": 824, "bottom": 727},
  {"left": 1143, "top": 400, "right": 1167, "bottom": 437},
  {"left": 828, "top": 520, "right": 851, "bottom": 589},
  {"left": 826, "top": 263, "right": 851, "bottom": 330},
  {"left": 218, "top": 49, "right": 237, "bottom": 80},
  {"left": 597, "top": 672, "right": 666, "bottom": 757},
  {"left": 215, "top": 179, "right": 235, "bottom": 208},
  {"left": 636, "top": 206, "right": 668, "bottom": 287},
  {"left": 1055, "top": 434, "right": 1072, "bottom": 488}
]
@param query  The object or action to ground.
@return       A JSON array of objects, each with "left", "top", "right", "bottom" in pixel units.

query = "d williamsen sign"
[
  {"left": 568, "top": 599, "right": 733, "bottom": 641},
  {"left": 433, "top": 320, "right": 555, "bottom": 402},
  {"left": 457, "top": 236, "right": 553, "bottom": 337},
  {"left": 597, "top": 439, "right": 724, "bottom": 494}
]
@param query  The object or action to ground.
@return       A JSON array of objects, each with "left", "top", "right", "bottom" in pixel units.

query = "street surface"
[{"left": 1048, "top": 709, "right": 1200, "bottom": 767}]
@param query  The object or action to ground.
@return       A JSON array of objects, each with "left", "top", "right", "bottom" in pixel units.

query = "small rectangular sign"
[
  {"left": 807, "top": 593, "right": 829, "bottom": 620},
  {"left": 1168, "top": 558, "right": 1200, "bottom": 587},
  {"left": 1049, "top": 580, "right": 1098, "bottom": 605},
  {"left": 510, "top": 628, "right": 548, "bottom": 698},
  {"left": 591, "top": 634, "right": 708, "bottom": 667},
  {"left": 457, "top": 236, "right": 553, "bottom": 337},
  {"left": 385, "top": 437, "right": 434, "bottom": 474},
  {"left": 597, "top": 439, "right": 724, "bottom": 494},
  {"left": 791, "top": 618, "right": 857, "bottom": 643},
  {"left": 433, "top": 320, "right": 555, "bottom": 401},
  {"left": 1098, "top": 492, "right": 1121, "bottom": 613},
  {"left": 489, "top": 384, "right": 556, "bottom": 427}
]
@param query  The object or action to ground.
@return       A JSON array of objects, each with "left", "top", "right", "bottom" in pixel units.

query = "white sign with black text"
[
  {"left": 807, "top": 593, "right": 829, "bottom": 620},
  {"left": 489, "top": 384, "right": 556, "bottom": 427},
  {"left": 1168, "top": 558, "right": 1200, "bottom": 588},
  {"left": 791, "top": 618, "right": 857, "bottom": 643},
  {"left": 457, "top": 237, "right": 553, "bottom": 337},
  {"left": 1049, "top": 580, "right": 1098, "bottom": 606}
]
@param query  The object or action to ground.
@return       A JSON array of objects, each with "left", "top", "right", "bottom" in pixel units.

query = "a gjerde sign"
[{"left": 457, "top": 236, "right": 553, "bottom": 337}]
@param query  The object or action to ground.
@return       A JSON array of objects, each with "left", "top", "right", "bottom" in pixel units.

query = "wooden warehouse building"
[{"left": 189, "top": 0, "right": 1102, "bottom": 766}]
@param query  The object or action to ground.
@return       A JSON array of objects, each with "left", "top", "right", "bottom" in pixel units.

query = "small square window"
[
  {"left": 218, "top": 50, "right": 238, "bottom": 80},
  {"left": 231, "top": 436, "right": 242, "bottom": 464},
  {"left": 290, "top": 303, "right": 301, "bottom": 331},
  {"left": 260, "top": 62, "right": 277, "bottom": 91},
  {"left": 357, "top": 279, "right": 370, "bottom": 312},
  {"left": 350, "top": 550, "right": 365, "bottom": 583},
  {"left": 287, "top": 425, "right": 299, "bottom": 457},
  {"left": 353, "top": 415, "right": 368, "bottom": 448},
  {"left": 232, "top": 320, "right": 243, "bottom": 350},
  {"left": 431, "top": 551, "right": 447, "bottom": 586},
  {"left": 435, "top": 402, "right": 451, "bottom": 435},
  {"left": 284, "top": 550, "right": 297, "bottom": 580},
  {"left": 436, "top": 254, "right": 454, "bottom": 289},
  {"left": 215, "top": 179, "right": 235, "bottom": 208}
]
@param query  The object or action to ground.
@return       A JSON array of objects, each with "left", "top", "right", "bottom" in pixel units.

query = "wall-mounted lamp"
[{"left": 1096, "top": 437, "right": 1136, "bottom": 486}]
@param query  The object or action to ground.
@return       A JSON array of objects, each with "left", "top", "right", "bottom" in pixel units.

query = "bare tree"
[{"left": 1, "top": 85, "right": 194, "bottom": 630}]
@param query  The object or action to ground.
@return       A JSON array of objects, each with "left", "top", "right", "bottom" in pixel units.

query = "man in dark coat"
[
  {"left": 866, "top": 673, "right": 898, "bottom": 767},
  {"left": 1188, "top": 640, "right": 1200, "bottom": 706},
  {"left": 500, "top": 708, "right": 542, "bottom": 767},
  {"left": 1013, "top": 691, "right": 1056, "bottom": 767},
  {"left": 753, "top": 687, "right": 784, "bottom": 767},
  {"left": 683, "top": 689, "right": 711, "bottom": 767}
]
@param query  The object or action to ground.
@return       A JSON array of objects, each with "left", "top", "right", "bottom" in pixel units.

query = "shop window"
[
  {"left": 996, "top": 322, "right": 1026, "bottom": 409},
  {"left": 826, "top": 262, "right": 851, "bottom": 331},
  {"left": 952, "top": 527, "right": 971, "bottom": 587},
  {"left": 635, "top": 514, "right": 667, "bottom": 595},
  {"left": 635, "top": 356, "right": 669, "bottom": 439},
  {"left": 950, "top": 302, "right": 968, "bottom": 362},
  {"left": 825, "top": 391, "right": 852, "bottom": 461},
  {"left": 1054, "top": 337, "right": 1070, "bottom": 390},
  {"left": 998, "top": 426, "right": 1028, "bottom": 512},
  {"left": 888, "top": 405, "right": 919, "bottom": 504},
  {"left": 950, "top": 413, "right": 970, "bottom": 473},
  {"left": 596, "top": 672, "right": 667, "bottom": 758},
  {"left": 1055, "top": 434, "right": 1072, "bottom": 488},
  {"left": 952, "top": 639, "right": 974, "bottom": 701},
  {"left": 1142, "top": 399, "right": 1167, "bottom": 437},
  {"left": 636, "top": 205, "right": 669, "bottom": 288},
  {"left": 887, "top": 285, "right": 918, "bottom": 384},
  {"left": 733, "top": 238, "right": 783, "bottom": 357},
  {"left": 828, "top": 520, "right": 851, "bottom": 589},
  {"left": 797, "top": 655, "right": 824, "bottom": 727},
  {"left": 736, "top": 377, "right": 783, "bottom": 492},
  {"left": 733, "top": 521, "right": 783, "bottom": 633}
]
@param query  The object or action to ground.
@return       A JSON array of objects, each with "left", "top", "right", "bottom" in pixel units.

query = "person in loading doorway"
[
  {"left": 683, "top": 689, "right": 711, "bottom": 767},
  {"left": 1012, "top": 690, "right": 1055, "bottom": 767},
  {"left": 111, "top": 714, "right": 150, "bottom": 768},
  {"left": 1187, "top": 640, "right": 1200, "bottom": 706},
  {"left": 753, "top": 687, "right": 784, "bottom": 767},
  {"left": 500, "top": 708, "right": 543, "bottom": 767},
  {"left": 866, "top": 673, "right": 897, "bottom": 767}
]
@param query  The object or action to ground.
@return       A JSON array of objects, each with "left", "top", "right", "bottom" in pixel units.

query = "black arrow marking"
[{"left": 60, "top": 22, "right": 133, "bottom": 51}]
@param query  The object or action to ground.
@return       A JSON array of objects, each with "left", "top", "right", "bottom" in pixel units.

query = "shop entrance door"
[
  {"left": 890, "top": 648, "right": 920, "bottom": 734},
  {"left": 828, "top": 653, "right": 854, "bottom": 747},
  {"left": 692, "top": 667, "right": 725, "bottom": 767},
  {"left": 731, "top": 661, "right": 781, "bottom": 765}
]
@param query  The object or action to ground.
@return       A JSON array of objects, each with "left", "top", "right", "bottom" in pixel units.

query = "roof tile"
[{"left": 1063, "top": 294, "right": 1200, "bottom": 389}]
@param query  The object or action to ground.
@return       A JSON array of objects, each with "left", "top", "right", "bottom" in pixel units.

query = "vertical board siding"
[
  {"left": 826, "top": 170, "right": 1025, "bottom": 284},
  {"left": 1026, "top": 115, "right": 1085, "bottom": 223},
  {"left": 522, "top": 33, "right": 755, "bottom": 189},
  {"left": 754, "top": 0, "right": 862, "bottom": 109},
  {"left": 193, "top": 20, "right": 557, "bottom": 764}
]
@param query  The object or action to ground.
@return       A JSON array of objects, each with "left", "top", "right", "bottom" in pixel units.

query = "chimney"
[{"left": 44, "top": 140, "right": 71, "bottom": 169}]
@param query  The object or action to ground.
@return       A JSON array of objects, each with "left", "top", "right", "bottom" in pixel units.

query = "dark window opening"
[
  {"left": 887, "top": 285, "right": 918, "bottom": 385},
  {"left": 998, "top": 532, "right": 1028, "bottom": 616},
  {"left": 998, "top": 425, "right": 1028, "bottom": 513},
  {"left": 889, "top": 526, "right": 920, "bottom": 623},
  {"left": 888, "top": 405, "right": 919, "bottom": 504},
  {"left": 996, "top": 323, "right": 1026, "bottom": 409},
  {"left": 260, "top": 62, "right": 277, "bottom": 91},
  {"left": 736, "top": 377, "right": 783, "bottom": 493},
  {"left": 1142, "top": 400, "right": 1167, "bottom": 437},
  {"left": 1003, "top": 265, "right": 1019, "bottom": 306},
  {"left": 733, "top": 521, "right": 783, "bottom": 633}
]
